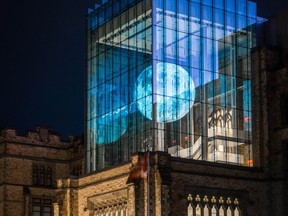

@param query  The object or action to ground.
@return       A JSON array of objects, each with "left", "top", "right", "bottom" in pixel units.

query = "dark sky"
[
  {"left": 1, "top": 0, "right": 288, "bottom": 139},
  {"left": 1, "top": 1, "right": 89, "bottom": 138}
]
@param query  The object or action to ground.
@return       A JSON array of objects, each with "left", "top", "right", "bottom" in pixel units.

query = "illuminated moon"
[{"left": 136, "top": 62, "right": 195, "bottom": 123}]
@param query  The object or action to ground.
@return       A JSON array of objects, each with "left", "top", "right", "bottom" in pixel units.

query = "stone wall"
[
  {"left": 252, "top": 46, "right": 288, "bottom": 216},
  {"left": 0, "top": 127, "right": 84, "bottom": 216},
  {"left": 56, "top": 151, "right": 272, "bottom": 216}
]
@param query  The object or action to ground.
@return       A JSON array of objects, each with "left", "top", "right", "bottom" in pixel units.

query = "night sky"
[{"left": 1, "top": 0, "right": 288, "bottom": 139}]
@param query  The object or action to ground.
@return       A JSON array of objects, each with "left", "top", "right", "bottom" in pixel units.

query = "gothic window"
[
  {"left": 219, "top": 206, "right": 225, "bottom": 216},
  {"left": 211, "top": 205, "right": 217, "bottom": 216},
  {"left": 187, "top": 194, "right": 242, "bottom": 216},
  {"left": 203, "top": 204, "right": 209, "bottom": 216},
  {"left": 92, "top": 198, "right": 127, "bottom": 216},
  {"left": 33, "top": 165, "right": 53, "bottom": 187},
  {"left": 234, "top": 207, "right": 241, "bottom": 216},
  {"left": 195, "top": 204, "right": 201, "bottom": 216},
  {"left": 32, "top": 198, "right": 52, "bottom": 216},
  {"left": 187, "top": 203, "right": 193, "bottom": 216}
]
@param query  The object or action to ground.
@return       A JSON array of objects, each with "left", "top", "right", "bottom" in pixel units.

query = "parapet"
[{"left": 0, "top": 126, "right": 76, "bottom": 148}]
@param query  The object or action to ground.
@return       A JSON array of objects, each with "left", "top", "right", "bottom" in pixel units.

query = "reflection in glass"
[{"left": 86, "top": 0, "right": 257, "bottom": 171}]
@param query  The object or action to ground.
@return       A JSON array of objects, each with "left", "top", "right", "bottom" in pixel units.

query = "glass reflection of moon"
[
  {"left": 95, "top": 84, "right": 128, "bottom": 144},
  {"left": 136, "top": 62, "right": 195, "bottom": 123}
]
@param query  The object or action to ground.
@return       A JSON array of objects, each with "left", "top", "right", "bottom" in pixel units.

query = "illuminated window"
[
  {"left": 87, "top": 0, "right": 257, "bottom": 171},
  {"left": 187, "top": 194, "right": 242, "bottom": 216}
]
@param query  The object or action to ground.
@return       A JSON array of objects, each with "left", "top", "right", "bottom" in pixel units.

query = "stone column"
[
  {"left": 24, "top": 194, "right": 29, "bottom": 216},
  {"left": 53, "top": 203, "right": 59, "bottom": 216},
  {"left": 23, "top": 186, "right": 30, "bottom": 216}
]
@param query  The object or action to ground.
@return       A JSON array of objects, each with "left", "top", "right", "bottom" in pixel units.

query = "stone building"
[
  {"left": 0, "top": 127, "right": 84, "bottom": 216},
  {"left": 56, "top": 0, "right": 288, "bottom": 213},
  {"left": 55, "top": 45, "right": 288, "bottom": 216},
  {"left": 2, "top": 0, "right": 288, "bottom": 215}
]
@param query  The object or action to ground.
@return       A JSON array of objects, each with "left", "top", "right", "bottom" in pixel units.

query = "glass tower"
[{"left": 86, "top": 0, "right": 257, "bottom": 172}]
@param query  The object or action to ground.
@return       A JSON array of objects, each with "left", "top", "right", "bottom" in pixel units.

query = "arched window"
[
  {"left": 203, "top": 204, "right": 209, "bottom": 216},
  {"left": 227, "top": 206, "right": 232, "bottom": 216},
  {"left": 234, "top": 207, "right": 240, "bottom": 216},
  {"left": 187, "top": 195, "right": 241, "bottom": 216},
  {"left": 195, "top": 204, "right": 201, "bottom": 216},
  {"left": 219, "top": 206, "right": 225, "bottom": 216},
  {"left": 32, "top": 164, "right": 53, "bottom": 187},
  {"left": 211, "top": 205, "right": 217, "bottom": 216},
  {"left": 187, "top": 203, "right": 193, "bottom": 216}
]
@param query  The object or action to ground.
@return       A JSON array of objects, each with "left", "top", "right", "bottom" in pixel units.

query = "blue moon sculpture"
[{"left": 136, "top": 62, "right": 195, "bottom": 123}]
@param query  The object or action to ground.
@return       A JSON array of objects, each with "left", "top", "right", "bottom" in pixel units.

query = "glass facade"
[{"left": 86, "top": 0, "right": 257, "bottom": 171}]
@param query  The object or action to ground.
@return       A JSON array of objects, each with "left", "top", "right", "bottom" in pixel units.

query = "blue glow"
[
  {"left": 95, "top": 106, "right": 128, "bottom": 144},
  {"left": 136, "top": 62, "right": 195, "bottom": 122},
  {"left": 87, "top": 0, "right": 258, "bottom": 170},
  {"left": 94, "top": 83, "right": 129, "bottom": 145}
]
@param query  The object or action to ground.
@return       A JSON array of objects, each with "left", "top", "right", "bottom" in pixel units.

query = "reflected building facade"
[{"left": 86, "top": 0, "right": 257, "bottom": 171}]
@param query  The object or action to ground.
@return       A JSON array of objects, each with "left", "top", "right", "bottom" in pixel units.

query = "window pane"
[
  {"left": 43, "top": 206, "right": 51, "bottom": 212},
  {"left": 33, "top": 206, "right": 41, "bottom": 211},
  {"left": 33, "top": 199, "right": 41, "bottom": 204},
  {"left": 44, "top": 199, "right": 52, "bottom": 204}
]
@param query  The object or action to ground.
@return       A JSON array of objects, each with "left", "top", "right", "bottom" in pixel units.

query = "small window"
[
  {"left": 187, "top": 194, "right": 242, "bottom": 216},
  {"left": 32, "top": 198, "right": 52, "bottom": 216},
  {"left": 33, "top": 165, "right": 53, "bottom": 187}
]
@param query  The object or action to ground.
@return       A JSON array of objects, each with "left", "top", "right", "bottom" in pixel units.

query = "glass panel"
[
  {"left": 87, "top": 0, "right": 153, "bottom": 171},
  {"left": 33, "top": 206, "right": 41, "bottom": 211},
  {"left": 33, "top": 199, "right": 41, "bottom": 204},
  {"left": 214, "top": 0, "right": 224, "bottom": 9},
  {"left": 43, "top": 206, "right": 51, "bottom": 212},
  {"left": 86, "top": 0, "right": 257, "bottom": 171}
]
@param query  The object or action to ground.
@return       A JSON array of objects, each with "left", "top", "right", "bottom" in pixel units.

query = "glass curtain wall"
[
  {"left": 87, "top": 0, "right": 153, "bottom": 171},
  {"left": 152, "top": 0, "right": 256, "bottom": 166},
  {"left": 86, "top": 0, "right": 257, "bottom": 172}
]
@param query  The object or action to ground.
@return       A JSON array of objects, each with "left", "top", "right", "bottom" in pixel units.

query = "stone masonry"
[{"left": 0, "top": 126, "right": 84, "bottom": 216}]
